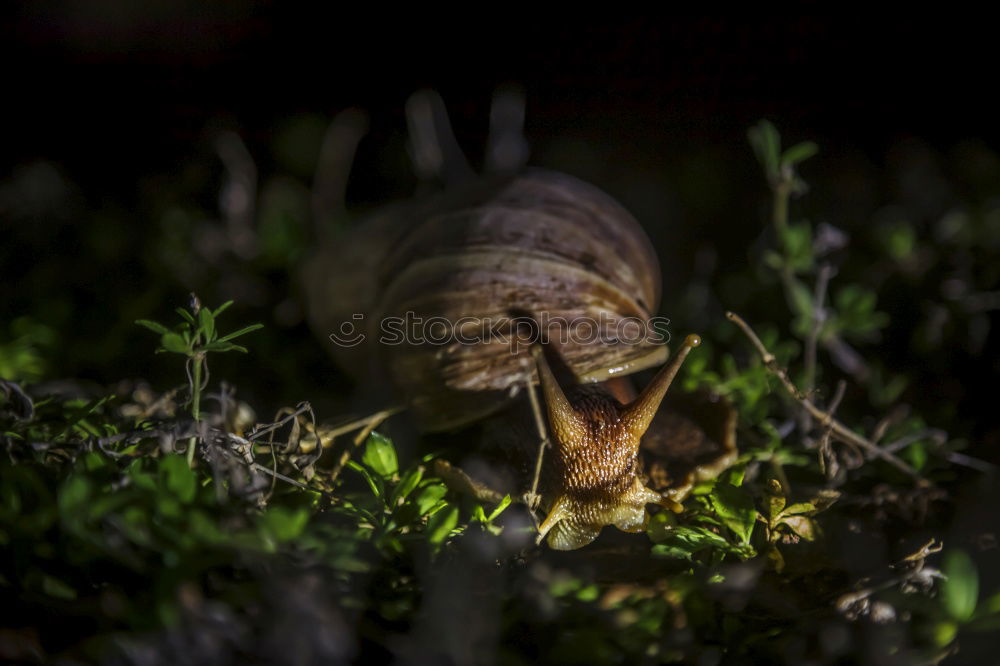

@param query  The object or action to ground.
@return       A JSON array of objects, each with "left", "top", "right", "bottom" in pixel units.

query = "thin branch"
[
  {"left": 216, "top": 441, "right": 337, "bottom": 499},
  {"left": 827, "top": 379, "right": 848, "bottom": 414},
  {"left": 870, "top": 404, "right": 911, "bottom": 445},
  {"left": 433, "top": 459, "right": 507, "bottom": 504},
  {"left": 726, "top": 311, "right": 930, "bottom": 486},
  {"left": 247, "top": 402, "right": 313, "bottom": 441},
  {"left": 316, "top": 406, "right": 404, "bottom": 445},
  {"left": 835, "top": 538, "right": 944, "bottom": 619},
  {"left": 943, "top": 451, "right": 998, "bottom": 473},
  {"left": 822, "top": 334, "right": 870, "bottom": 383},
  {"left": 803, "top": 263, "right": 834, "bottom": 400},
  {"left": 521, "top": 357, "right": 549, "bottom": 520},
  {"left": 881, "top": 429, "right": 948, "bottom": 454},
  {"left": 816, "top": 379, "right": 852, "bottom": 481}
]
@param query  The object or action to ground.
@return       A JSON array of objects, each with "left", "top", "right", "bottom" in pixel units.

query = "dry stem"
[{"left": 726, "top": 311, "right": 930, "bottom": 486}]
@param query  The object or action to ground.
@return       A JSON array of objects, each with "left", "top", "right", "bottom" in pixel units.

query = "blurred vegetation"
[{"left": 2, "top": 111, "right": 999, "bottom": 665}]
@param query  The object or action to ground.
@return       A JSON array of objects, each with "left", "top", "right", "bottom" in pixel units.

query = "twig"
[
  {"left": 433, "top": 459, "right": 507, "bottom": 504},
  {"left": 943, "top": 451, "right": 998, "bottom": 473},
  {"left": 249, "top": 461, "right": 313, "bottom": 492},
  {"left": 137, "top": 385, "right": 183, "bottom": 420},
  {"left": 803, "top": 263, "right": 834, "bottom": 403},
  {"left": 835, "top": 538, "right": 944, "bottom": 620},
  {"left": 816, "top": 380, "right": 851, "bottom": 480},
  {"left": 97, "top": 422, "right": 199, "bottom": 449},
  {"left": 315, "top": 407, "right": 403, "bottom": 445},
  {"left": 726, "top": 311, "right": 930, "bottom": 486},
  {"left": 247, "top": 402, "right": 313, "bottom": 441},
  {"left": 869, "top": 404, "right": 910, "bottom": 445},
  {"left": 216, "top": 443, "right": 336, "bottom": 499},
  {"left": 819, "top": 379, "right": 848, "bottom": 445},
  {"left": 822, "top": 334, "right": 870, "bottom": 383},
  {"left": 881, "top": 429, "right": 947, "bottom": 454},
  {"left": 521, "top": 357, "right": 549, "bottom": 521},
  {"left": 826, "top": 379, "right": 848, "bottom": 415},
  {"left": 263, "top": 406, "right": 289, "bottom": 502}
]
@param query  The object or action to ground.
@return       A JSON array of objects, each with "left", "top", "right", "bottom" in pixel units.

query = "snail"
[{"left": 302, "top": 91, "right": 736, "bottom": 550}]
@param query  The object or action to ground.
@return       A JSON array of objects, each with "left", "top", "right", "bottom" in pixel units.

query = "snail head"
[{"left": 532, "top": 334, "right": 701, "bottom": 550}]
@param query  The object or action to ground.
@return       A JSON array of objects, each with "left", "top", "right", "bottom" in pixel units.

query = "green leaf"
[
  {"left": 159, "top": 455, "right": 196, "bottom": 503},
  {"left": 933, "top": 620, "right": 958, "bottom": 647},
  {"left": 834, "top": 285, "right": 889, "bottom": 337},
  {"left": 202, "top": 341, "right": 248, "bottom": 353},
  {"left": 197, "top": 308, "right": 216, "bottom": 342},
  {"left": 763, "top": 249, "right": 786, "bottom": 271},
  {"left": 810, "top": 489, "right": 841, "bottom": 513},
  {"left": 213, "top": 300, "right": 234, "bottom": 317},
  {"left": 765, "top": 480, "right": 786, "bottom": 522},
  {"left": 157, "top": 495, "right": 182, "bottom": 519},
  {"left": 160, "top": 332, "right": 189, "bottom": 354},
  {"left": 577, "top": 584, "right": 600, "bottom": 602},
  {"left": 135, "top": 319, "right": 170, "bottom": 335},
  {"left": 781, "top": 224, "right": 815, "bottom": 274},
  {"left": 390, "top": 465, "right": 424, "bottom": 507},
  {"left": 58, "top": 474, "right": 91, "bottom": 516},
  {"left": 347, "top": 461, "right": 384, "bottom": 501},
  {"left": 217, "top": 323, "right": 264, "bottom": 343},
  {"left": 426, "top": 504, "right": 459, "bottom": 546},
  {"left": 487, "top": 494, "right": 513, "bottom": 522},
  {"left": 41, "top": 573, "right": 78, "bottom": 600},
  {"left": 260, "top": 506, "right": 309, "bottom": 542},
  {"left": 720, "top": 465, "right": 747, "bottom": 487},
  {"left": 884, "top": 222, "right": 916, "bottom": 260},
  {"left": 781, "top": 141, "right": 818, "bottom": 167},
  {"left": 942, "top": 549, "right": 979, "bottom": 622},
  {"left": 362, "top": 432, "right": 398, "bottom": 478},
  {"left": 748, "top": 119, "right": 781, "bottom": 179},
  {"left": 651, "top": 526, "right": 731, "bottom": 561},
  {"left": 781, "top": 515, "right": 816, "bottom": 541},
  {"left": 175, "top": 307, "right": 195, "bottom": 323},
  {"left": 780, "top": 502, "right": 817, "bottom": 517},
  {"left": 708, "top": 483, "right": 757, "bottom": 545},
  {"left": 414, "top": 483, "right": 448, "bottom": 516}
]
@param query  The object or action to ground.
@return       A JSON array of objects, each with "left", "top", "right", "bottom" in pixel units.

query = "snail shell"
[
  {"left": 303, "top": 168, "right": 670, "bottom": 431},
  {"left": 301, "top": 93, "right": 739, "bottom": 550}
]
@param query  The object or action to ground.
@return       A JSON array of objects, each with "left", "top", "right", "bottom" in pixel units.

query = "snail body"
[{"left": 302, "top": 96, "right": 735, "bottom": 549}]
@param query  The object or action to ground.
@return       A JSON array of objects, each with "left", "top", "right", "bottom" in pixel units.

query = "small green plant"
[
  {"left": 135, "top": 295, "right": 262, "bottom": 465},
  {"left": 0, "top": 317, "right": 57, "bottom": 383},
  {"left": 339, "top": 432, "right": 511, "bottom": 556},
  {"left": 749, "top": 121, "right": 890, "bottom": 375}
]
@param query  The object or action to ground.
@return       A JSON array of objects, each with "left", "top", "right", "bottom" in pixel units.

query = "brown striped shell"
[{"left": 303, "top": 168, "right": 667, "bottom": 431}]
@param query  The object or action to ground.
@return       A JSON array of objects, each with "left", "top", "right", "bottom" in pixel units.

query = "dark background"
[
  {"left": 2, "top": 9, "right": 998, "bottom": 447},
  {"left": 5, "top": 12, "right": 996, "bottom": 193}
]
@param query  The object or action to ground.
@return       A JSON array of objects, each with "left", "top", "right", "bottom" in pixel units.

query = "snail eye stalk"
[{"left": 621, "top": 334, "right": 701, "bottom": 444}]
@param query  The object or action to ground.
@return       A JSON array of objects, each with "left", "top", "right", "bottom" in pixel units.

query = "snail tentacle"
[
  {"left": 531, "top": 345, "right": 588, "bottom": 448},
  {"left": 620, "top": 333, "right": 702, "bottom": 442}
]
